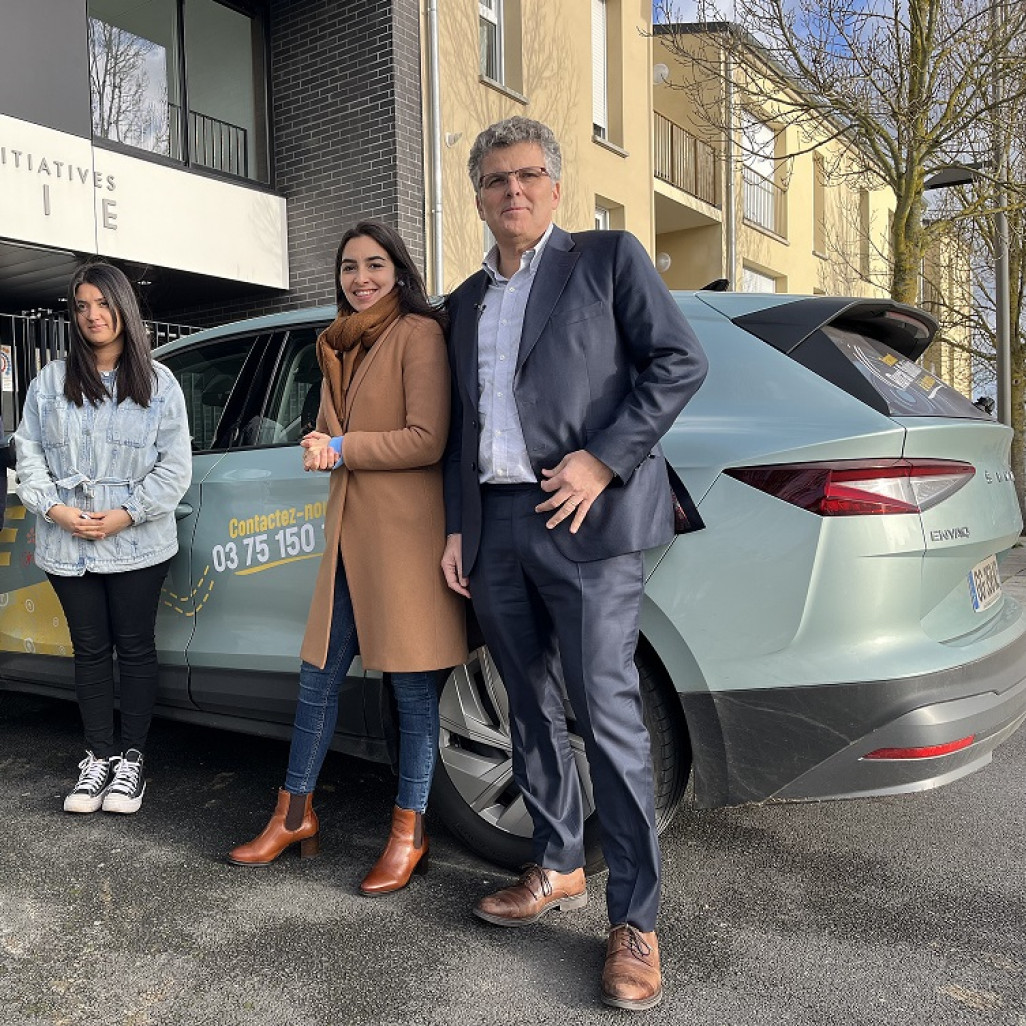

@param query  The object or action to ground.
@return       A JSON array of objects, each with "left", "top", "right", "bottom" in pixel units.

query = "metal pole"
[
  {"left": 426, "top": 0, "right": 445, "bottom": 295},
  {"left": 995, "top": 195, "right": 1011, "bottom": 425},
  {"left": 993, "top": 0, "right": 1012, "bottom": 426},
  {"left": 723, "top": 47, "right": 736, "bottom": 286}
]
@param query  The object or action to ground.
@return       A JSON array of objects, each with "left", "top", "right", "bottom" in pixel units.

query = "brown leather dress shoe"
[
  {"left": 601, "top": 924, "right": 662, "bottom": 1010},
  {"left": 473, "top": 864, "right": 587, "bottom": 926}
]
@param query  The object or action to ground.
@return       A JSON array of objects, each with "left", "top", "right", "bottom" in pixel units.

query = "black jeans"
[{"left": 48, "top": 560, "right": 170, "bottom": 759}]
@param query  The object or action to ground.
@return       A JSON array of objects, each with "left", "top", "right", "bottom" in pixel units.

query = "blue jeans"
[{"left": 284, "top": 564, "right": 440, "bottom": 812}]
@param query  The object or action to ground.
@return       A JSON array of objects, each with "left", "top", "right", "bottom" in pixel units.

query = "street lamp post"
[
  {"left": 925, "top": 159, "right": 1012, "bottom": 427},
  {"left": 921, "top": 3, "right": 1011, "bottom": 425},
  {"left": 993, "top": 174, "right": 1012, "bottom": 427},
  {"left": 992, "top": 0, "right": 1012, "bottom": 427}
]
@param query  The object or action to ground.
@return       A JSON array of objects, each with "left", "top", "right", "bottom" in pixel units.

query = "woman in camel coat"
[{"left": 228, "top": 221, "right": 466, "bottom": 894}]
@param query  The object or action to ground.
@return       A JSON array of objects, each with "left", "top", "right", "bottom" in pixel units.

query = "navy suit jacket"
[{"left": 443, "top": 226, "right": 708, "bottom": 571}]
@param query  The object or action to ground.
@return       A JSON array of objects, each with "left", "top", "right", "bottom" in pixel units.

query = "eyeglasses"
[{"left": 478, "top": 166, "right": 551, "bottom": 192}]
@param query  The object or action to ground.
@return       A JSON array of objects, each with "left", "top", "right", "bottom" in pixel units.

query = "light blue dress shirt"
[{"left": 476, "top": 222, "right": 555, "bottom": 484}]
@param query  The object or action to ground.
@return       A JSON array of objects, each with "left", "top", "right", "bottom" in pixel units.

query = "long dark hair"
[
  {"left": 65, "top": 262, "right": 155, "bottom": 407},
  {"left": 333, "top": 221, "right": 446, "bottom": 329}
]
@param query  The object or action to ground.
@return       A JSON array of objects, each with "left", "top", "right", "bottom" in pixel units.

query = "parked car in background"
[{"left": 3, "top": 292, "right": 1025, "bottom": 869}]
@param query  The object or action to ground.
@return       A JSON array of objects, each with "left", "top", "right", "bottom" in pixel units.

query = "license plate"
[{"left": 968, "top": 555, "right": 1001, "bottom": 613}]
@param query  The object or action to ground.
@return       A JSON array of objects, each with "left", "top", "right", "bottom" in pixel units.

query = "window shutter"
[
  {"left": 742, "top": 266, "right": 777, "bottom": 293},
  {"left": 592, "top": 0, "right": 607, "bottom": 137}
]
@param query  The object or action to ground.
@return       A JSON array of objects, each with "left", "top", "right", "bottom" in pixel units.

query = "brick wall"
[{"left": 162, "top": 0, "right": 424, "bottom": 328}]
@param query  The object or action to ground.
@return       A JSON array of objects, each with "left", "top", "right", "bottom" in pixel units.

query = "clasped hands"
[
  {"left": 49, "top": 504, "right": 133, "bottom": 540},
  {"left": 442, "top": 449, "right": 614, "bottom": 598},
  {"left": 301, "top": 431, "right": 341, "bottom": 472}
]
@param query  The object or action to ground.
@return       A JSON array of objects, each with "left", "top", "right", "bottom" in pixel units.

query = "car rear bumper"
[{"left": 681, "top": 629, "right": 1026, "bottom": 807}]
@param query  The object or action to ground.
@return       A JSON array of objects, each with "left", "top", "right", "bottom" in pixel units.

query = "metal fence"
[
  {"left": 0, "top": 313, "right": 198, "bottom": 435},
  {"left": 653, "top": 113, "right": 718, "bottom": 207}
]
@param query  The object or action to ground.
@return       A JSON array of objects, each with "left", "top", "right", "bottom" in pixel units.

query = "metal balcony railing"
[
  {"left": 742, "top": 165, "right": 787, "bottom": 237},
  {"left": 169, "top": 104, "right": 249, "bottom": 178},
  {"left": 653, "top": 112, "right": 718, "bottom": 207}
]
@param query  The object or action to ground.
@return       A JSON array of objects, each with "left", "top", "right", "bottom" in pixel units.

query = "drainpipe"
[
  {"left": 426, "top": 0, "right": 444, "bottom": 294},
  {"left": 723, "top": 45, "right": 737, "bottom": 287}
]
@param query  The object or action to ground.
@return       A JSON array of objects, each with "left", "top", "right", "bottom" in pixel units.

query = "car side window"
[
  {"left": 160, "top": 337, "right": 254, "bottom": 451},
  {"left": 256, "top": 327, "right": 325, "bottom": 446}
]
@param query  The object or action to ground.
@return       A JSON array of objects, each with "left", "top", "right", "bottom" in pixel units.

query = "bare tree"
[{"left": 654, "top": 0, "right": 1026, "bottom": 305}]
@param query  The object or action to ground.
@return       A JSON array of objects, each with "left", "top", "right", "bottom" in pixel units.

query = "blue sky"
[{"left": 653, "top": 1, "right": 711, "bottom": 22}]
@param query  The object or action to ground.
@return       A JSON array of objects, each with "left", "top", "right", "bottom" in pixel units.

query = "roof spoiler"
[{"left": 732, "top": 298, "right": 938, "bottom": 361}]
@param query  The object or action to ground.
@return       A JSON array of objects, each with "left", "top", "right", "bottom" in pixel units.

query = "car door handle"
[{"left": 175, "top": 502, "right": 195, "bottom": 521}]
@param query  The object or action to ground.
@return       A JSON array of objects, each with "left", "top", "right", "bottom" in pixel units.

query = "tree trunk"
[{"left": 890, "top": 190, "right": 926, "bottom": 305}]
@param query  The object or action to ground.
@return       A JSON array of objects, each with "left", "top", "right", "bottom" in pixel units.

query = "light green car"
[{"left": 3, "top": 292, "right": 1024, "bottom": 869}]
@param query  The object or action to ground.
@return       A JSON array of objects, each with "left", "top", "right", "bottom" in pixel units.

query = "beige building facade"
[
  {"left": 421, "top": 8, "right": 969, "bottom": 395},
  {"left": 424, "top": 8, "right": 898, "bottom": 297},
  {"left": 650, "top": 26, "right": 896, "bottom": 298},
  {"left": 425, "top": 0, "right": 657, "bottom": 293}
]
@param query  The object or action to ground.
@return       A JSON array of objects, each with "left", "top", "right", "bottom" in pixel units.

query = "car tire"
[{"left": 431, "top": 641, "right": 691, "bottom": 873}]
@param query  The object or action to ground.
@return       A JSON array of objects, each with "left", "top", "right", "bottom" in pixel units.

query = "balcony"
[
  {"left": 742, "top": 165, "right": 787, "bottom": 237},
  {"left": 654, "top": 113, "right": 717, "bottom": 207},
  {"left": 169, "top": 104, "right": 249, "bottom": 179}
]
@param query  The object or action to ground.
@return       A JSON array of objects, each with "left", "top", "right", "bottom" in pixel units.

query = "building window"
[
  {"left": 88, "top": 1, "right": 179, "bottom": 159},
  {"left": 590, "top": 1, "right": 623, "bottom": 147},
  {"left": 479, "top": 0, "right": 503, "bottom": 83},
  {"left": 595, "top": 196, "right": 624, "bottom": 230},
  {"left": 87, "top": 0, "right": 269, "bottom": 183},
  {"left": 741, "top": 111, "right": 785, "bottom": 236},
  {"left": 592, "top": 0, "right": 608, "bottom": 139},
  {"left": 181, "top": 1, "right": 268, "bottom": 181},
  {"left": 813, "top": 154, "right": 827, "bottom": 255},
  {"left": 742, "top": 266, "right": 777, "bottom": 293}
]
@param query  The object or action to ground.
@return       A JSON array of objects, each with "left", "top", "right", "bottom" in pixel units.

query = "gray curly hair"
[{"left": 467, "top": 116, "right": 563, "bottom": 189}]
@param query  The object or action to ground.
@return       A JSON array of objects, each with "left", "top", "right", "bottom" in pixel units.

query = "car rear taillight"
[
  {"left": 725, "top": 459, "right": 974, "bottom": 516},
  {"left": 863, "top": 736, "right": 975, "bottom": 760}
]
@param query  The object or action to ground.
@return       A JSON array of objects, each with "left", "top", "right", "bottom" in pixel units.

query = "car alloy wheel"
[{"left": 431, "top": 643, "right": 689, "bottom": 872}]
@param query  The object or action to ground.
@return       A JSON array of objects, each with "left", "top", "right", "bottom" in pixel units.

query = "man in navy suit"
[{"left": 441, "top": 117, "right": 707, "bottom": 1010}]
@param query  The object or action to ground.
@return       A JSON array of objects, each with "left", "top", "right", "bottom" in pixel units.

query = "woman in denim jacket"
[{"left": 14, "top": 262, "right": 192, "bottom": 815}]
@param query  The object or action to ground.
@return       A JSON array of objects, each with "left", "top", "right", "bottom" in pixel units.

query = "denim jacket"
[{"left": 14, "top": 359, "right": 192, "bottom": 576}]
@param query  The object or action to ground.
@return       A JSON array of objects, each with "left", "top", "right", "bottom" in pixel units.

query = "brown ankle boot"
[
  {"left": 358, "top": 806, "right": 429, "bottom": 895},
  {"left": 227, "top": 789, "right": 320, "bottom": 866}
]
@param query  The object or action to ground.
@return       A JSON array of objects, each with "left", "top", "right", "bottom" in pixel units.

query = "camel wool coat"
[{"left": 299, "top": 313, "right": 467, "bottom": 672}]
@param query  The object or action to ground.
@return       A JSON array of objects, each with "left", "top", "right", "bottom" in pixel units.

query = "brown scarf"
[{"left": 316, "top": 290, "right": 401, "bottom": 425}]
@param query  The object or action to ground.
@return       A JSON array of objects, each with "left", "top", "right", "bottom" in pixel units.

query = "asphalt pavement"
[{"left": 1, "top": 550, "right": 1025, "bottom": 1025}]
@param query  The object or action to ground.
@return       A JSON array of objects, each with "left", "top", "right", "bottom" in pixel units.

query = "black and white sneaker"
[
  {"left": 102, "top": 749, "right": 146, "bottom": 814},
  {"left": 64, "top": 751, "right": 115, "bottom": 813}
]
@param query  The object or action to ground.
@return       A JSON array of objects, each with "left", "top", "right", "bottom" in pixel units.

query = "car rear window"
[{"left": 792, "top": 325, "right": 991, "bottom": 420}]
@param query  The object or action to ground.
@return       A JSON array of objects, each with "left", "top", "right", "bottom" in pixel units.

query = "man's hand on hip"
[
  {"left": 536, "top": 450, "right": 614, "bottom": 534},
  {"left": 442, "top": 533, "right": 471, "bottom": 597}
]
